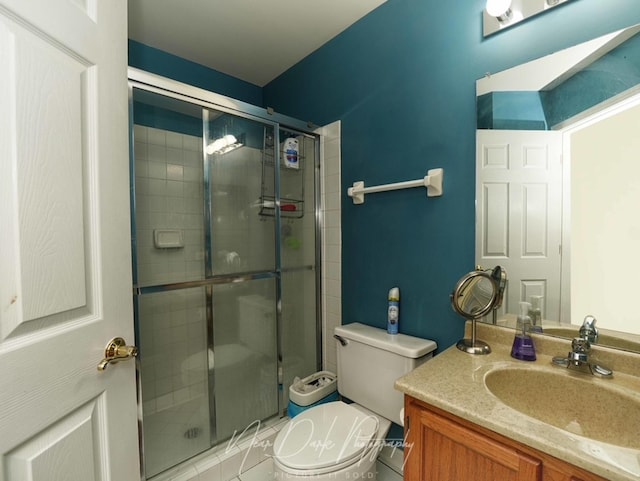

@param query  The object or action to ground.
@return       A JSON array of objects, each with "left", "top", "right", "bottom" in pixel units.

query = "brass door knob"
[{"left": 97, "top": 337, "right": 138, "bottom": 371}]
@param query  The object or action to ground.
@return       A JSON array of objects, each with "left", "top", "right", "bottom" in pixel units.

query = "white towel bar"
[{"left": 347, "top": 168, "right": 444, "bottom": 205}]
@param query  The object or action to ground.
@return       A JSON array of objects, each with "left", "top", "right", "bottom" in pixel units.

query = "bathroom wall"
[
  {"left": 262, "top": 0, "right": 640, "bottom": 350},
  {"left": 128, "top": 0, "right": 640, "bottom": 353},
  {"left": 569, "top": 99, "right": 640, "bottom": 334}
]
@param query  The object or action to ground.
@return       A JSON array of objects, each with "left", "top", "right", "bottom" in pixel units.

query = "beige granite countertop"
[{"left": 395, "top": 323, "right": 640, "bottom": 481}]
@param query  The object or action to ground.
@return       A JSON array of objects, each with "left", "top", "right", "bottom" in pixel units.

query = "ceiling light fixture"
[
  {"left": 485, "top": 0, "right": 513, "bottom": 23},
  {"left": 483, "top": 0, "right": 576, "bottom": 37}
]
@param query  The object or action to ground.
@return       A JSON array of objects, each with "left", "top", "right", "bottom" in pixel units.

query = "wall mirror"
[{"left": 475, "top": 23, "right": 640, "bottom": 353}]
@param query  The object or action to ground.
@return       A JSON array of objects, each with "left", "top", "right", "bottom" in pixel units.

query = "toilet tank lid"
[{"left": 335, "top": 323, "right": 437, "bottom": 358}]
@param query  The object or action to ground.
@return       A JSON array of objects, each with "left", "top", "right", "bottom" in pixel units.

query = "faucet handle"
[
  {"left": 579, "top": 315, "right": 599, "bottom": 343},
  {"left": 552, "top": 335, "right": 613, "bottom": 377},
  {"left": 582, "top": 315, "right": 597, "bottom": 329},
  {"left": 568, "top": 337, "right": 590, "bottom": 363}
]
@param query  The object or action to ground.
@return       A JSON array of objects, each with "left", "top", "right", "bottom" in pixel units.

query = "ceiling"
[{"left": 128, "top": 0, "right": 388, "bottom": 87}]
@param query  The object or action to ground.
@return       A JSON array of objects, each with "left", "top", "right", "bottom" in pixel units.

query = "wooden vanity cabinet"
[{"left": 404, "top": 396, "right": 608, "bottom": 481}]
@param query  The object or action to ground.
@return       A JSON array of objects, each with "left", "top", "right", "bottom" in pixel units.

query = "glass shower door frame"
[{"left": 128, "top": 67, "right": 323, "bottom": 474}]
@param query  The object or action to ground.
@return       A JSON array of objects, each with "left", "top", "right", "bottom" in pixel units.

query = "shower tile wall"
[
  {"left": 134, "top": 124, "right": 207, "bottom": 411},
  {"left": 319, "top": 121, "right": 342, "bottom": 374},
  {"left": 133, "top": 124, "right": 204, "bottom": 287}
]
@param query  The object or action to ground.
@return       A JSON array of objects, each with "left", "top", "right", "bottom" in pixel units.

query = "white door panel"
[
  {"left": 476, "top": 130, "right": 563, "bottom": 320},
  {"left": 0, "top": 0, "right": 138, "bottom": 479}
]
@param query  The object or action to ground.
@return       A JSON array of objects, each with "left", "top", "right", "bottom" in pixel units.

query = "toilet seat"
[{"left": 273, "top": 401, "right": 380, "bottom": 475}]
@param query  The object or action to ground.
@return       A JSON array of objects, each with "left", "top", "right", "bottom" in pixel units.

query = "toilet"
[{"left": 272, "top": 322, "right": 437, "bottom": 480}]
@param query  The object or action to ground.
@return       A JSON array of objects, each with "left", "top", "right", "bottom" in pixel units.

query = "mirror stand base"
[{"left": 456, "top": 338, "right": 491, "bottom": 355}]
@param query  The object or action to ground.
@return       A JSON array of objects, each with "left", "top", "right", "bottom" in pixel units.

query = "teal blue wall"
[
  {"left": 477, "top": 32, "right": 640, "bottom": 130},
  {"left": 128, "top": 40, "right": 263, "bottom": 106},
  {"left": 262, "top": 0, "right": 640, "bottom": 351},
  {"left": 127, "top": 0, "right": 640, "bottom": 352}
]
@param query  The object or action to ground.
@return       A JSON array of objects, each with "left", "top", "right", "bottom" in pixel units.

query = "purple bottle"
[{"left": 511, "top": 301, "right": 536, "bottom": 361}]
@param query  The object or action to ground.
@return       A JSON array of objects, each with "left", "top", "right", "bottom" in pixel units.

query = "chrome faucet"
[
  {"left": 579, "top": 315, "right": 599, "bottom": 344},
  {"left": 552, "top": 337, "right": 613, "bottom": 377}
]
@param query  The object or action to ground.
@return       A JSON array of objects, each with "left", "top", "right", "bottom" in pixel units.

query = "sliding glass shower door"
[
  {"left": 203, "top": 110, "right": 279, "bottom": 441},
  {"left": 130, "top": 81, "right": 320, "bottom": 478}
]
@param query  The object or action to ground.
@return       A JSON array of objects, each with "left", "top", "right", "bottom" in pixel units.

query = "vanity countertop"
[{"left": 395, "top": 323, "right": 640, "bottom": 481}]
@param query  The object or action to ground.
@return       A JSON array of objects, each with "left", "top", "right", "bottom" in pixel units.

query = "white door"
[
  {"left": 0, "top": 1, "right": 139, "bottom": 480},
  {"left": 476, "top": 130, "right": 563, "bottom": 321}
]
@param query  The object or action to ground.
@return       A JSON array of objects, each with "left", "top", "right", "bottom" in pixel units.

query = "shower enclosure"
[{"left": 128, "top": 71, "right": 321, "bottom": 478}]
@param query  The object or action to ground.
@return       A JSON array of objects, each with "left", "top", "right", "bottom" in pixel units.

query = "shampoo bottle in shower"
[
  {"left": 387, "top": 287, "right": 400, "bottom": 334},
  {"left": 282, "top": 137, "right": 299, "bottom": 169},
  {"left": 511, "top": 301, "right": 536, "bottom": 361}
]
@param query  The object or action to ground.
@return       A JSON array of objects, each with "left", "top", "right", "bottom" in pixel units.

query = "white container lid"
[
  {"left": 274, "top": 402, "right": 378, "bottom": 471},
  {"left": 334, "top": 322, "right": 437, "bottom": 358},
  {"left": 289, "top": 371, "right": 337, "bottom": 406}
]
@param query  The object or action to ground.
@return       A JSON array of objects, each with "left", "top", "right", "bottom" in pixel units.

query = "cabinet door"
[{"left": 406, "top": 402, "right": 541, "bottom": 481}]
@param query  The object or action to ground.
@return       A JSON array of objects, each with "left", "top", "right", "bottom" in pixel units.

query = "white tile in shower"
[
  {"left": 184, "top": 197, "right": 203, "bottom": 214},
  {"left": 184, "top": 180, "right": 202, "bottom": 198},
  {"left": 324, "top": 226, "right": 341, "bottom": 246},
  {"left": 167, "top": 196, "right": 185, "bottom": 214},
  {"left": 166, "top": 130, "right": 184, "bottom": 149},
  {"left": 183, "top": 148, "right": 201, "bottom": 165},
  {"left": 148, "top": 127, "right": 167, "bottom": 146},
  {"left": 148, "top": 178, "right": 167, "bottom": 196},
  {"left": 324, "top": 243, "right": 341, "bottom": 264},
  {"left": 324, "top": 141, "right": 341, "bottom": 172},
  {"left": 135, "top": 176, "right": 150, "bottom": 196},
  {"left": 324, "top": 209, "right": 340, "bottom": 229},
  {"left": 149, "top": 143, "right": 168, "bottom": 163},
  {"left": 324, "top": 191, "right": 341, "bottom": 212},
  {"left": 167, "top": 163, "right": 185, "bottom": 181},
  {"left": 134, "top": 124, "right": 148, "bottom": 143},
  {"left": 322, "top": 120, "right": 340, "bottom": 139},
  {"left": 325, "top": 261, "right": 341, "bottom": 282},
  {"left": 182, "top": 134, "right": 200, "bottom": 152},
  {"left": 324, "top": 172, "right": 340, "bottom": 195},
  {"left": 184, "top": 165, "right": 201, "bottom": 182},
  {"left": 136, "top": 157, "right": 149, "bottom": 177},
  {"left": 167, "top": 146, "right": 184, "bottom": 164},
  {"left": 317, "top": 120, "right": 342, "bottom": 374},
  {"left": 149, "top": 160, "right": 168, "bottom": 179},
  {"left": 166, "top": 180, "right": 184, "bottom": 197}
]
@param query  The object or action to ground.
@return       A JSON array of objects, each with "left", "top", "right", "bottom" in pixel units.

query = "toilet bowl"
[{"left": 272, "top": 323, "right": 437, "bottom": 480}]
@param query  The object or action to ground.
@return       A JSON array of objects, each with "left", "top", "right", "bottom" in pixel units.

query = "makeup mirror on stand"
[{"left": 451, "top": 266, "right": 507, "bottom": 354}]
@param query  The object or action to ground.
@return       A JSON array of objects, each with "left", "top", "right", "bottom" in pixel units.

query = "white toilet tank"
[{"left": 334, "top": 323, "right": 436, "bottom": 423}]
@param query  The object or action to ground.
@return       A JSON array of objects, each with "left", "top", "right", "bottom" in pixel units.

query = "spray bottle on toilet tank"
[{"left": 387, "top": 287, "right": 400, "bottom": 334}]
